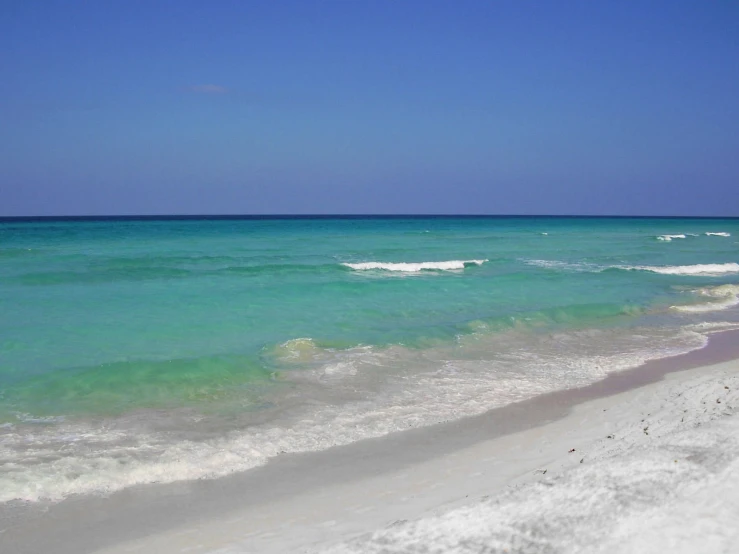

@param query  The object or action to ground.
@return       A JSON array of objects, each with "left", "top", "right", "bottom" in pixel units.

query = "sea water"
[{"left": 1, "top": 216, "right": 738, "bottom": 502}]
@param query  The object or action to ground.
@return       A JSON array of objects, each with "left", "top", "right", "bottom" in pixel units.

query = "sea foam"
[
  {"left": 706, "top": 232, "right": 731, "bottom": 237},
  {"left": 0, "top": 326, "right": 709, "bottom": 503},
  {"left": 625, "top": 263, "right": 739, "bottom": 276},
  {"left": 322, "top": 369, "right": 739, "bottom": 554},
  {"left": 656, "top": 234, "right": 686, "bottom": 241},
  {"left": 672, "top": 284, "right": 739, "bottom": 313},
  {"left": 523, "top": 259, "right": 600, "bottom": 272},
  {"left": 525, "top": 259, "right": 739, "bottom": 276},
  {"left": 342, "top": 260, "right": 487, "bottom": 272}
]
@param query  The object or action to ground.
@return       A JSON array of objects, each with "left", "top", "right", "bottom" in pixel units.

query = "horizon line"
[{"left": 2, "top": 213, "right": 738, "bottom": 222}]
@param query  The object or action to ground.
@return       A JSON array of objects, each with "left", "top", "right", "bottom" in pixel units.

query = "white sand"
[
  {"left": 89, "top": 354, "right": 739, "bottom": 554},
  {"left": 321, "top": 360, "right": 739, "bottom": 554}
]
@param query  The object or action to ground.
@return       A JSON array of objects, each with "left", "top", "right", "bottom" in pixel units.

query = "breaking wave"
[
  {"left": 672, "top": 284, "right": 739, "bottom": 313},
  {"left": 0, "top": 325, "right": 710, "bottom": 503},
  {"left": 342, "top": 260, "right": 488, "bottom": 272},
  {"left": 624, "top": 263, "right": 739, "bottom": 276},
  {"left": 526, "top": 260, "right": 739, "bottom": 277}
]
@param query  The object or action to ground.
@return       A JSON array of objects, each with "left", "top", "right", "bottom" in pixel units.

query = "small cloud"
[{"left": 188, "top": 84, "right": 229, "bottom": 94}]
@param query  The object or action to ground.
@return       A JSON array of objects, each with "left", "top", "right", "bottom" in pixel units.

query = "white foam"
[
  {"left": 0, "top": 326, "right": 709, "bottom": 503},
  {"left": 686, "top": 321, "right": 739, "bottom": 333},
  {"left": 523, "top": 259, "right": 600, "bottom": 272},
  {"left": 14, "top": 413, "right": 66, "bottom": 424},
  {"left": 706, "top": 232, "right": 731, "bottom": 237},
  {"left": 272, "top": 337, "right": 321, "bottom": 362},
  {"left": 625, "top": 263, "right": 739, "bottom": 276},
  {"left": 526, "top": 259, "right": 739, "bottom": 277},
  {"left": 322, "top": 368, "right": 739, "bottom": 554},
  {"left": 657, "top": 234, "right": 686, "bottom": 241},
  {"left": 342, "top": 260, "right": 487, "bottom": 272},
  {"left": 672, "top": 284, "right": 739, "bottom": 313}
]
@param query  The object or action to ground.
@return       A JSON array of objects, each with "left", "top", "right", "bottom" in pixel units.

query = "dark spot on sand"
[
  {"left": 389, "top": 519, "right": 408, "bottom": 527},
  {"left": 568, "top": 448, "right": 576, "bottom": 453}
]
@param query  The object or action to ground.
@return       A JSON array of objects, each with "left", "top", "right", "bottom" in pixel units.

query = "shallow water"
[{"left": 1, "top": 216, "right": 738, "bottom": 501}]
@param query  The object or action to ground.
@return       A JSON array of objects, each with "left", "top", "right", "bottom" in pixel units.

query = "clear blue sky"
[{"left": 2, "top": 1, "right": 738, "bottom": 216}]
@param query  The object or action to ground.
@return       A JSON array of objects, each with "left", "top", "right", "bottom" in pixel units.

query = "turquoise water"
[{"left": 1, "top": 216, "right": 738, "bottom": 502}]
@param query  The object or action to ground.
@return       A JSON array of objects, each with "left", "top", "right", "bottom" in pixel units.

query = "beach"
[
  {"left": 3, "top": 1, "right": 737, "bottom": 549},
  {"left": 3, "top": 329, "right": 739, "bottom": 553},
  {"left": 2, "top": 216, "right": 739, "bottom": 552}
]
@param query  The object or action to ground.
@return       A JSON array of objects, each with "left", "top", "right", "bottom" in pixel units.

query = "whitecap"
[
  {"left": 342, "top": 260, "right": 487, "bottom": 272},
  {"left": 706, "top": 232, "right": 731, "bottom": 237},
  {"left": 271, "top": 337, "right": 321, "bottom": 363},
  {"left": 656, "top": 234, "right": 686, "bottom": 241},
  {"left": 671, "top": 284, "right": 739, "bottom": 313},
  {"left": 525, "top": 260, "right": 739, "bottom": 277},
  {"left": 523, "top": 259, "right": 600, "bottom": 272},
  {"left": 624, "top": 263, "right": 739, "bottom": 276},
  {"left": 686, "top": 321, "right": 739, "bottom": 333}
]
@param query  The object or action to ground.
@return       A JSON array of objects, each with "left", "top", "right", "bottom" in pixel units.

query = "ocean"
[{"left": 1, "top": 216, "right": 738, "bottom": 503}]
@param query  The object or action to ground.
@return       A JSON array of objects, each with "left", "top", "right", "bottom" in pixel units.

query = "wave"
[
  {"left": 0, "top": 324, "right": 710, "bottom": 503},
  {"left": 270, "top": 337, "right": 324, "bottom": 364},
  {"left": 706, "top": 232, "right": 731, "bottom": 237},
  {"left": 686, "top": 321, "right": 739, "bottom": 333},
  {"left": 527, "top": 259, "right": 739, "bottom": 277},
  {"left": 342, "top": 260, "right": 488, "bottom": 272},
  {"left": 523, "top": 259, "right": 600, "bottom": 272},
  {"left": 17, "top": 259, "right": 494, "bottom": 285},
  {"left": 672, "top": 284, "right": 739, "bottom": 313},
  {"left": 656, "top": 234, "right": 687, "bottom": 241},
  {"left": 623, "top": 263, "right": 739, "bottom": 276}
]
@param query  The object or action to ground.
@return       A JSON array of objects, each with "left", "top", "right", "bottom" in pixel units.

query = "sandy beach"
[
  {"left": 4, "top": 2, "right": 737, "bottom": 551},
  {"left": 2, "top": 329, "right": 738, "bottom": 554}
]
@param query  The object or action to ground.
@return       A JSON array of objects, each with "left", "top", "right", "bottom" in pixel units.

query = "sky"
[{"left": 1, "top": 0, "right": 738, "bottom": 216}]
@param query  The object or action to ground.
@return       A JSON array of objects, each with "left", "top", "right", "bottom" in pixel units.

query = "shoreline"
[
  {"left": 4, "top": 329, "right": 739, "bottom": 554},
  {"left": 326, "top": 350, "right": 739, "bottom": 553}
]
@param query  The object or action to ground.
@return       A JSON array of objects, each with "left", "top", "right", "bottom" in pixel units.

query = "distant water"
[{"left": 1, "top": 216, "right": 738, "bottom": 502}]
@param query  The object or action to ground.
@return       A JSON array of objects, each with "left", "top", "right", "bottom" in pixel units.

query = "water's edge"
[{"left": 4, "top": 329, "right": 739, "bottom": 554}]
